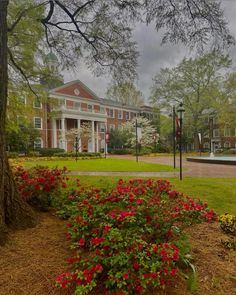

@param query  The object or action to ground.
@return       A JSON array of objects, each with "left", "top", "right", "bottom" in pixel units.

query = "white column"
[
  {"left": 96, "top": 122, "right": 99, "bottom": 152},
  {"left": 91, "top": 120, "right": 95, "bottom": 152},
  {"left": 52, "top": 118, "right": 57, "bottom": 148},
  {"left": 77, "top": 119, "right": 82, "bottom": 152},
  {"left": 61, "top": 118, "right": 66, "bottom": 151}
]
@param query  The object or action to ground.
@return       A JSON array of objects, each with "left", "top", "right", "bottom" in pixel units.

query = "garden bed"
[{"left": 0, "top": 213, "right": 235, "bottom": 295}]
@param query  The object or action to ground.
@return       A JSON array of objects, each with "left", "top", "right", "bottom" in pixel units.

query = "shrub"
[
  {"left": 7, "top": 151, "right": 19, "bottom": 158},
  {"left": 56, "top": 179, "right": 216, "bottom": 294},
  {"left": 28, "top": 151, "right": 40, "bottom": 157},
  {"left": 222, "top": 149, "right": 236, "bottom": 155},
  {"left": 36, "top": 148, "right": 65, "bottom": 156},
  {"left": 56, "top": 152, "right": 101, "bottom": 158},
  {"left": 13, "top": 165, "right": 68, "bottom": 210},
  {"left": 109, "top": 148, "right": 133, "bottom": 155},
  {"left": 219, "top": 213, "right": 236, "bottom": 236}
]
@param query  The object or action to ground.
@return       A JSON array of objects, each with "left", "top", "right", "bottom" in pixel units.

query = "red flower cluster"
[
  {"left": 57, "top": 178, "right": 216, "bottom": 294},
  {"left": 13, "top": 165, "right": 68, "bottom": 209}
]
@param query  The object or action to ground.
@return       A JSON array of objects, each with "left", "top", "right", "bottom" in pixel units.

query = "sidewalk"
[
  {"left": 68, "top": 155, "right": 236, "bottom": 178},
  {"left": 108, "top": 155, "right": 236, "bottom": 178}
]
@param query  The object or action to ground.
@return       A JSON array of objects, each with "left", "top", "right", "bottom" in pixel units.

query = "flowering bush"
[
  {"left": 219, "top": 213, "right": 236, "bottom": 236},
  {"left": 13, "top": 165, "right": 68, "bottom": 210},
  {"left": 56, "top": 178, "right": 216, "bottom": 294}
]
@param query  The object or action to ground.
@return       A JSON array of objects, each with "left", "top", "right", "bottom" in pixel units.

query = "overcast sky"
[{"left": 63, "top": 0, "right": 236, "bottom": 103}]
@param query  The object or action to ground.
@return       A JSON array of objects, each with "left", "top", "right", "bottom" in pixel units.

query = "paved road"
[{"left": 68, "top": 154, "right": 236, "bottom": 178}]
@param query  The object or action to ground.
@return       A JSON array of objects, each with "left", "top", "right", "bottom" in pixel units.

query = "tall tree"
[
  {"left": 106, "top": 81, "right": 144, "bottom": 106},
  {"left": 150, "top": 51, "right": 231, "bottom": 150},
  {"left": 0, "top": 0, "right": 233, "bottom": 244}
]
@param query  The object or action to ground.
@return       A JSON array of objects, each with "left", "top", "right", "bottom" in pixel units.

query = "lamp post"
[
  {"left": 173, "top": 105, "right": 176, "bottom": 169},
  {"left": 135, "top": 119, "right": 138, "bottom": 162},
  {"left": 75, "top": 135, "right": 79, "bottom": 162},
  {"left": 177, "top": 103, "right": 185, "bottom": 181}
]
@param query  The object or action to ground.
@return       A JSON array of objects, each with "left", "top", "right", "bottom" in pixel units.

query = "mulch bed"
[{"left": 0, "top": 213, "right": 235, "bottom": 295}]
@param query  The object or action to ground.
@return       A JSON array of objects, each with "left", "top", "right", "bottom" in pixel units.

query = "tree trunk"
[{"left": 0, "top": 0, "right": 37, "bottom": 246}]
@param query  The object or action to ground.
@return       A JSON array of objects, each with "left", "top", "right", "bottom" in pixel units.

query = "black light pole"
[
  {"left": 104, "top": 126, "right": 107, "bottom": 159},
  {"left": 135, "top": 118, "right": 138, "bottom": 162},
  {"left": 75, "top": 136, "right": 79, "bottom": 162},
  {"left": 177, "top": 103, "right": 185, "bottom": 181},
  {"left": 173, "top": 105, "right": 176, "bottom": 169}
]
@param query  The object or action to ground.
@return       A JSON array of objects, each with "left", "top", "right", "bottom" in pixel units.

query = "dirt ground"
[{"left": 0, "top": 213, "right": 235, "bottom": 295}]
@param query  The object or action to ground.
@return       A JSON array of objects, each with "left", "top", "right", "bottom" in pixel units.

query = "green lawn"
[
  {"left": 68, "top": 175, "right": 236, "bottom": 215},
  {"left": 22, "top": 158, "right": 177, "bottom": 172}
]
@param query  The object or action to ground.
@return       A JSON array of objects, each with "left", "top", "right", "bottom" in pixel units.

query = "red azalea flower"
[
  {"left": 171, "top": 268, "right": 177, "bottom": 277},
  {"left": 104, "top": 225, "right": 111, "bottom": 232},
  {"left": 123, "top": 272, "right": 129, "bottom": 280},
  {"left": 79, "top": 238, "right": 85, "bottom": 246},
  {"left": 136, "top": 198, "right": 143, "bottom": 205},
  {"left": 133, "top": 261, "right": 140, "bottom": 270}
]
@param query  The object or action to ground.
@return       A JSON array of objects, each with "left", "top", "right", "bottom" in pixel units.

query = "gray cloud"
[{"left": 63, "top": 0, "right": 236, "bottom": 102}]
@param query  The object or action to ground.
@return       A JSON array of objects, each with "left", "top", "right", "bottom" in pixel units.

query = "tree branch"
[
  {"left": 8, "top": 1, "right": 48, "bottom": 33},
  {"left": 7, "top": 48, "right": 39, "bottom": 98}
]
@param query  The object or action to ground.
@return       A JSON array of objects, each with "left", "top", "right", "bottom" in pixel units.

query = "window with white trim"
[
  {"left": 107, "top": 108, "right": 114, "bottom": 118},
  {"left": 224, "top": 127, "right": 231, "bottom": 137},
  {"left": 33, "top": 97, "right": 42, "bottom": 108},
  {"left": 87, "top": 104, "right": 93, "bottom": 112},
  {"left": 100, "top": 107, "right": 105, "bottom": 114},
  {"left": 34, "top": 138, "right": 43, "bottom": 149},
  {"left": 125, "top": 111, "right": 130, "bottom": 120},
  {"left": 118, "top": 110, "right": 123, "bottom": 119},
  {"left": 74, "top": 101, "right": 80, "bottom": 109},
  {"left": 203, "top": 142, "right": 210, "bottom": 149},
  {"left": 100, "top": 123, "right": 105, "bottom": 132},
  {"left": 213, "top": 129, "right": 220, "bottom": 137},
  {"left": 34, "top": 117, "right": 42, "bottom": 129}
]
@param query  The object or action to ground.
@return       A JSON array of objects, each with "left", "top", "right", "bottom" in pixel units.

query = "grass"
[
  {"left": 21, "top": 158, "right": 177, "bottom": 172},
  {"left": 68, "top": 175, "right": 236, "bottom": 215}
]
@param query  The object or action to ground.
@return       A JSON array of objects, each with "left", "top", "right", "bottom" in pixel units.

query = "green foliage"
[
  {"left": 150, "top": 51, "right": 232, "bottom": 150},
  {"left": 109, "top": 148, "right": 133, "bottom": 155},
  {"left": 219, "top": 213, "right": 236, "bottom": 236},
  {"left": 8, "top": 0, "right": 45, "bottom": 82},
  {"left": 108, "top": 129, "right": 130, "bottom": 150},
  {"left": 56, "top": 178, "right": 216, "bottom": 294},
  {"left": 13, "top": 166, "right": 68, "bottom": 211},
  {"left": 56, "top": 152, "right": 101, "bottom": 158},
  {"left": 6, "top": 123, "right": 40, "bottom": 152},
  {"left": 36, "top": 148, "right": 65, "bottom": 156},
  {"left": 65, "top": 176, "right": 236, "bottom": 215},
  {"left": 106, "top": 81, "right": 144, "bottom": 106}
]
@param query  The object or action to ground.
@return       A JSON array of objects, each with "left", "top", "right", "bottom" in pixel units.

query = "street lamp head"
[{"left": 177, "top": 102, "right": 185, "bottom": 119}]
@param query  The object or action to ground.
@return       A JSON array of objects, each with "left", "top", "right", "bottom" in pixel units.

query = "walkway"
[
  {"left": 109, "top": 155, "right": 236, "bottom": 178},
  {"left": 68, "top": 154, "right": 236, "bottom": 178}
]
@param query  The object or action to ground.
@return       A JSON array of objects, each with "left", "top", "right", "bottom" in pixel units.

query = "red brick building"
[{"left": 34, "top": 80, "right": 156, "bottom": 152}]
